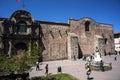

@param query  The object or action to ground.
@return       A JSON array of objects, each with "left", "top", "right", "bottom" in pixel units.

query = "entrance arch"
[{"left": 14, "top": 42, "right": 27, "bottom": 50}]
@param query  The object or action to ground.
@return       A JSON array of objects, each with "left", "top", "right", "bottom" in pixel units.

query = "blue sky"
[{"left": 0, "top": 0, "right": 120, "bottom": 32}]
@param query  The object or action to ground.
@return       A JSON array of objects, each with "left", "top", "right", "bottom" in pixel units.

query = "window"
[
  {"left": 17, "top": 21, "right": 27, "bottom": 35},
  {"left": 85, "top": 21, "right": 90, "bottom": 31}
]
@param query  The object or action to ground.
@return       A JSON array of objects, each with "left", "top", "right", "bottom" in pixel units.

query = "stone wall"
[
  {"left": 68, "top": 18, "right": 115, "bottom": 56},
  {"left": 68, "top": 18, "right": 95, "bottom": 55},
  {"left": 40, "top": 23, "right": 70, "bottom": 60},
  {"left": 0, "top": 12, "right": 115, "bottom": 61}
]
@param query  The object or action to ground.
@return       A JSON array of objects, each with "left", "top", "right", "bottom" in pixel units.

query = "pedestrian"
[
  {"left": 104, "top": 52, "right": 107, "bottom": 56},
  {"left": 109, "top": 62, "right": 112, "bottom": 67},
  {"left": 73, "top": 55, "right": 76, "bottom": 60},
  {"left": 114, "top": 56, "right": 117, "bottom": 61},
  {"left": 100, "top": 60, "right": 104, "bottom": 72},
  {"left": 86, "top": 66, "right": 91, "bottom": 80},
  {"left": 82, "top": 55, "right": 86, "bottom": 61},
  {"left": 45, "top": 64, "right": 48, "bottom": 75},
  {"left": 115, "top": 51, "right": 117, "bottom": 55},
  {"left": 36, "top": 61, "right": 39, "bottom": 71},
  {"left": 108, "top": 52, "right": 111, "bottom": 56}
]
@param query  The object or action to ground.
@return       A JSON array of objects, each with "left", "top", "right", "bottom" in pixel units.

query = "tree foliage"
[{"left": 0, "top": 42, "right": 42, "bottom": 74}]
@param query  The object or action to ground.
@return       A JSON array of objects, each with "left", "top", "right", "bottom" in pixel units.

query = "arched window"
[
  {"left": 17, "top": 21, "right": 27, "bottom": 35},
  {"left": 85, "top": 21, "right": 90, "bottom": 31}
]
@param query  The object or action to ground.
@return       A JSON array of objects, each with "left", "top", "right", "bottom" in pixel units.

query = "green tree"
[{"left": 0, "top": 41, "right": 42, "bottom": 74}]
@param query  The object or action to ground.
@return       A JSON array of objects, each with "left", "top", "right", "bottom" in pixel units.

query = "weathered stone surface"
[
  {"left": 68, "top": 18, "right": 114, "bottom": 56},
  {"left": 0, "top": 10, "right": 115, "bottom": 61}
]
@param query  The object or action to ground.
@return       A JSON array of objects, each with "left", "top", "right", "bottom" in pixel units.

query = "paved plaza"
[{"left": 29, "top": 55, "right": 120, "bottom": 80}]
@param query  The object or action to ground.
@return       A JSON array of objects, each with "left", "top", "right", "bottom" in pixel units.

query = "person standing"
[
  {"left": 36, "top": 61, "right": 39, "bottom": 71},
  {"left": 100, "top": 60, "right": 104, "bottom": 72},
  {"left": 45, "top": 64, "right": 48, "bottom": 75},
  {"left": 108, "top": 52, "right": 111, "bottom": 56},
  {"left": 86, "top": 66, "right": 91, "bottom": 80},
  {"left": 114, "top": 56, "right": 117, "bottom": 61}
]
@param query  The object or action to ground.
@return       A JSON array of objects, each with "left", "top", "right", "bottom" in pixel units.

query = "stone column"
[{"left": 8, "top": 40, "right": 12, "bottom": 57}]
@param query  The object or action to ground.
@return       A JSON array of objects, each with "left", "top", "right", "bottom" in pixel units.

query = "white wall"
[{"left": 114, "top": 38, "right": 120, "bottom": 52}]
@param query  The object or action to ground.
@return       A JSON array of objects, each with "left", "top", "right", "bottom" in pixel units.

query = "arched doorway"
[{"left": 14, "top": 42, "right": 27, "bottom": 50}]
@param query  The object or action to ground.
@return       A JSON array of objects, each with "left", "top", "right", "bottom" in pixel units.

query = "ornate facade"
[{"left": 0, "top": 10, "right": 115, "bottom": 61}]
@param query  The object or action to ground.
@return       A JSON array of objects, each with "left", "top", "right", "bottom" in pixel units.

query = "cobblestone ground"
[{"left": 29, "top": 55, "right": 120, "bottom": 80}]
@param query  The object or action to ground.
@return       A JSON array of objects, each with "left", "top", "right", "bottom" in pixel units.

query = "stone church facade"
[{"left": 0, "top": 10, "right": 115, "bottom": 61}]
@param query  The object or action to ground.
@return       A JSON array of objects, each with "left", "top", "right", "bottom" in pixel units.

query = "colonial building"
[
  {"left": 0, "top": 10, "right": 115, "bottom": 61},
  {"left": 114, "top": 31, "right": 120, "bottom": 54}
]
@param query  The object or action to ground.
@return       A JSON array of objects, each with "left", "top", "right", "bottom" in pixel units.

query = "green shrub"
[
  {"left": 31, "top": 73, "right": 78, "bottom": 80},
  {"left": 90, "top": 65, "right": 112, "bottom": 71}
]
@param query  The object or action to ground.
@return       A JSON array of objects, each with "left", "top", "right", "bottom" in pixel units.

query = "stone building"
[
  {"left": 0, "top": 10, "right": 115, "bottom": 61},
  {"left": 114, "top": 31, "right": 120, "bottom": 54}
]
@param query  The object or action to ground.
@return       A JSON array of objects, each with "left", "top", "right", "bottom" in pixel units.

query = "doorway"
[{"left": 68, "top": 36, "right": 78, "bottom": 60}]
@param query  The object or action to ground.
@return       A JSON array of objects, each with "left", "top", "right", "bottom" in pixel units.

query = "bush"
[
  {"left": 31, "top": 73, "right": 78, "bottom": 80},
  {"left": 0, "top": 42, "right": 42, "bottom": 74},
  {"left": 86, "top": 65, "right": 112, "bottom": 71}
]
